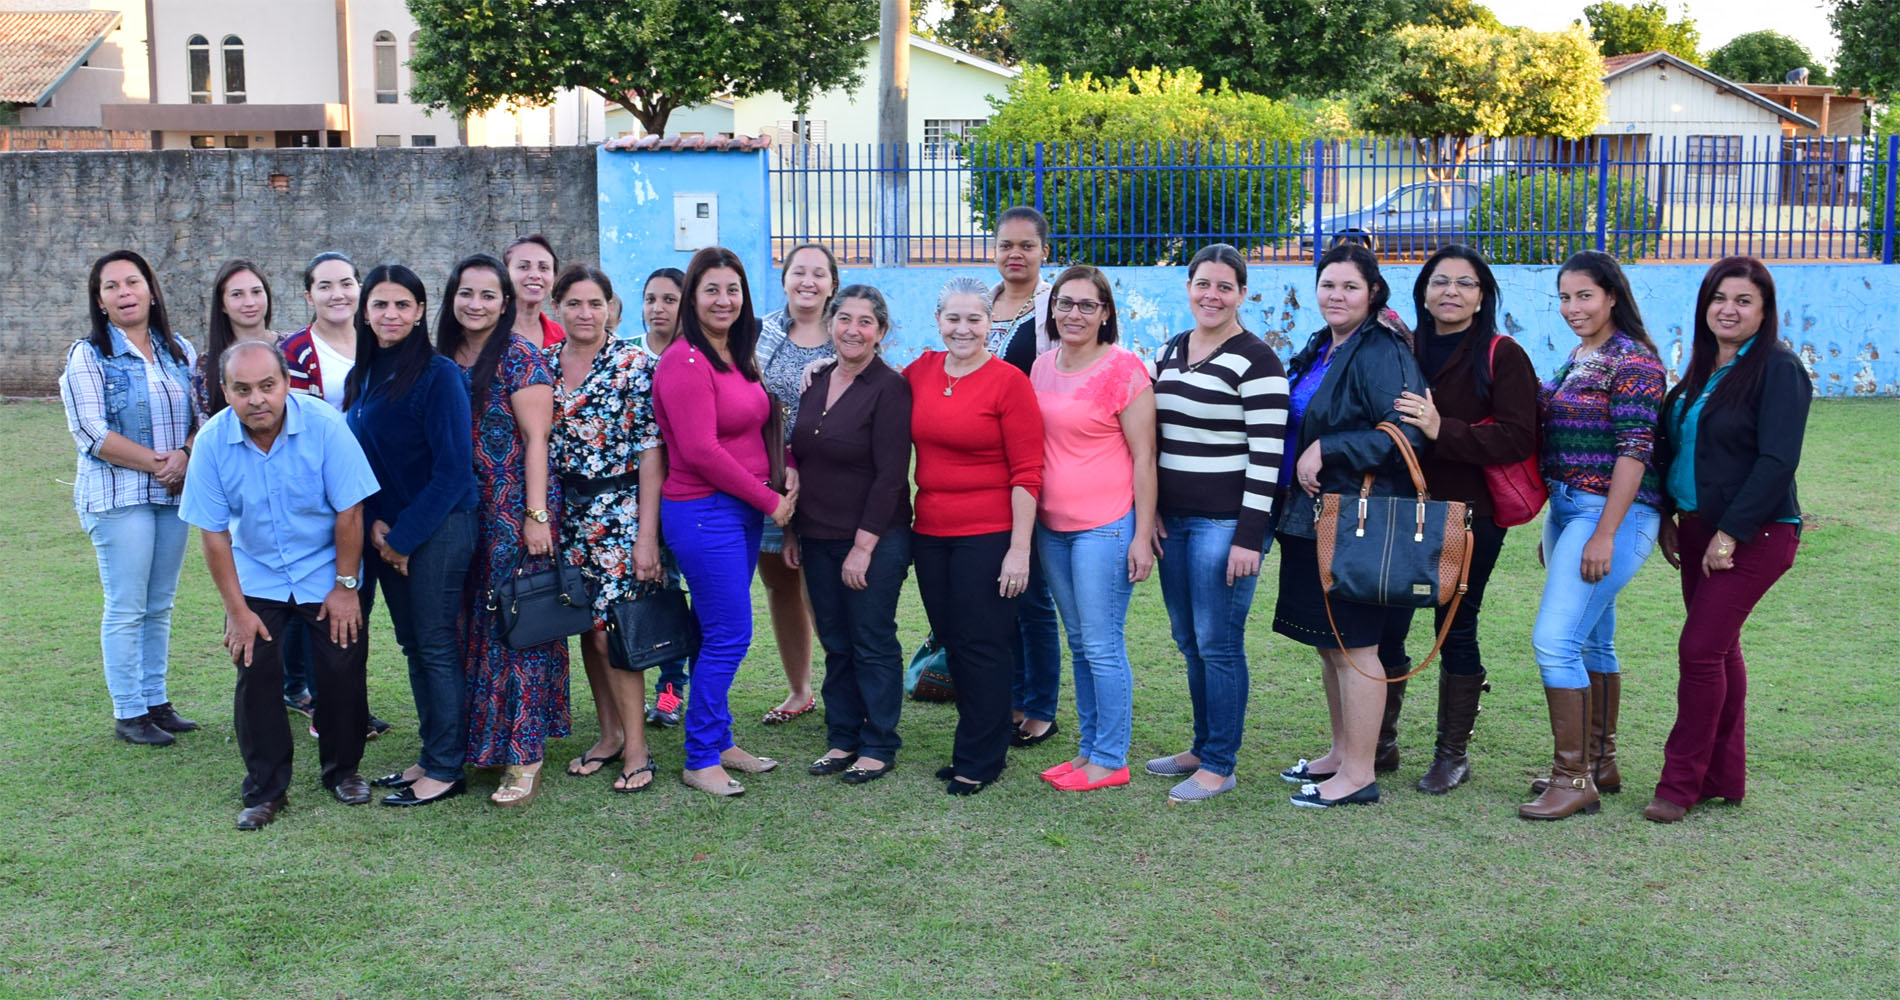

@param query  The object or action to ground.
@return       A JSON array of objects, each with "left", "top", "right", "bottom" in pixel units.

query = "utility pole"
[{"left": 876, "top": 0, "right": 910, "bottom": 265}]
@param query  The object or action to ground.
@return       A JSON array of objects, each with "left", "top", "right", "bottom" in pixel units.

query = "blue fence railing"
[{"left": 768, "top": 135, "right": 1900, "bottom": 265}]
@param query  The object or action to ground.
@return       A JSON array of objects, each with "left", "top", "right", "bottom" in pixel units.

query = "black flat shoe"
[
  {"left": 1011, "top": 720, "right": 1060, "bottom": 748},
  {"left": 809, "top": 753, "right": 858, "bottom": 776},
  {"left": 945, "top": 776, "right": 991, "bottom": 796},
  {"left": 841, "top": 761, "right": 892, "bottom": 785},
  {"left": 1279, "top": 758, "right": 1336, "bottom": 784},
  {"left": 1288, "top": 781, "right": 1380, "bottom": 808},
  {"left": 380, "top": 779, "right": 466, "bottom": 807},
  {"left": 370, "top": 771, "right": 417, "bottom": 789}
]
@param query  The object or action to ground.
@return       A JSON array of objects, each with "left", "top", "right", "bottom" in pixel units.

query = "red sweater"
[
  {"left": 904, "top": 351, "right": 1044, "bottom": 537},
  {"left": 653, "top": 340, "right": 780, "bottom": 514}
]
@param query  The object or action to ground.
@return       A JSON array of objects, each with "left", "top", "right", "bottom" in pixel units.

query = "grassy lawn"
[{"left": 1, "top": 398, "right": 1895, "bottom": 1000}]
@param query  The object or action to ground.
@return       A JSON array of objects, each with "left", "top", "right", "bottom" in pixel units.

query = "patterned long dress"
[
  {"left": 461, "top": 334, "right": 571, "bottom": 767},
  {"left": 547, "top": 338, "right": 663, "bottom": 626}
]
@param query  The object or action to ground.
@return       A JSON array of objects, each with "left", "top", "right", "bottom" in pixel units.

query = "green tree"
[
  {"left": 1008, "top": 0, "right": 1447, "bottom": 101},
  {"left": 406, "top": 0, "right": 877, "bottom": 136},
  {"left": 966, "top": 66, "right": 1314, "bottom": 264},
  {"left": 1410, "top": 0, "right": 1504, "bottom": 30},
  {"left": 1582, "top": 1, "right": 1700, "bottom": 62},
  {"left": 1358, "top": 25, "right": 1607, "bottom": 177},
  {"left": 1706, "top": 30, "right": 1830, "bottom": 84},
  {"left": 913, "top": 0, "right": 1016, "bottom": 65},
  {"left": 1832, "top": 0, "right": 1900, "bottom": 96},
  {"left": 1468, "top": 171, "right": 1658, "bottom": 262}
]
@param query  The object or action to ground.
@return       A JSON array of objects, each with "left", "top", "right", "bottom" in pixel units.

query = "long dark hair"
[
  {"left": 345, "top": 263, "right": 433, "bottom": 409},
  {"left": 680, "top": 246, "right": 761, "bottom": 380},
  {"left": 435, "top": 253, "right": 518, "bottom": 410},
  {"left": 87, "top": 250, "right": 185, "bottom": 363},
  {"left": 1557, "top": 250, "right": 1657, "bottom": 356},
  {"left": 1045, "top": 264, "right": 1120, "bottom": 344},
  {"left": 201, "top": 259, "right": 274, "bottom": 414},
  {"left": 1662, "top": 256, "right": 1782, "bottom": 423},
  {"left": 1414, "top": 244, "right": 1501, "bottom": 396},
  {"left": 1290, "top": 242, "right": 1392, "bottom": 378}
]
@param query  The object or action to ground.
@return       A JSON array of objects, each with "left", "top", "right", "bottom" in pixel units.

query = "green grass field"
[{"left": 1, "top": 398, "right": 1895, "bottom": 999}]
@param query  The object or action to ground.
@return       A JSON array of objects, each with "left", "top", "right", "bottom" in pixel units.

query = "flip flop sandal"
[
  {"left": 761, "top": 696, "right": 816, "bottom": 725},
  {"left": 567, "top": 749, "right": 623, "bottom": 777},
  {"left": 614, "top": 758, "right": 658, "bottom": 794}
]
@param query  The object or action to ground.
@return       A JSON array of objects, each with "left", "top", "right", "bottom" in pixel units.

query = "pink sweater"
[{"left": 653, "top": 340, "right": 780, "bottom": 514}]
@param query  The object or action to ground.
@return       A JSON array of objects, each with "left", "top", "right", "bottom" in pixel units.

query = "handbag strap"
[
  {"left": 1323, "top": 525, "right": 1475, "bottom": 684},
  {"left": 1371, "top": 421, "right": 1430, "bottom": 498}
]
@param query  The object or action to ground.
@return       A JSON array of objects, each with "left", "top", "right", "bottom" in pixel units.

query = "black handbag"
[
  {"left": 605, "top": 585, "right": 702, "bottom": 672},
  {"left": 1314, "top": 423, "right": 1474, "bottom": 683},
  {"left": 490, "top": 550, "right": 596, "bottom": 650}
]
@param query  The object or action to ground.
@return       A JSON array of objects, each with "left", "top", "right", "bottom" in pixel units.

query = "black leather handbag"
[
  {"left": 491, "top": 551, "right": 596, "bottom": 650},
  {"left": 1315, "top": 423, "right": 1474, "bottom": 683},
  {"left": 605, "top": 585, "right": 702, "bottom": 672}
]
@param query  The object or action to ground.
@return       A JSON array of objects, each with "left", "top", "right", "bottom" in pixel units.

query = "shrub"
[
  {"left": 965, "top": 66, "right": 1314, "bottom": 265},
  {"left": 1467, "top": 168, "right": 1659, "bottom": 263},
  {"left": 1861, "top": 103, "right": 1898, "bottom": 258}
]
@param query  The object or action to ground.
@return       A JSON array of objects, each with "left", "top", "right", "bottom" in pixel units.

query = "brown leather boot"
[
  {"left": 1590, "top": 672, "right": 1622, "bottom": 794},
  {"left": 1374, "top": 669, "right": 1407, "bottom": 773},
  {"left": 1418, "top": 671, "right": 1485, "bottom": 794},
  {"left": 1519, "top": 686, "right": 1600, "bottom": 820}
]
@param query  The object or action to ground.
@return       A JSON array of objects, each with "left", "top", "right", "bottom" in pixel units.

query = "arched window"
[
  {"left": 221, "top": 35, "right": 246, "bottom": 104},
  {"left": 186, "top": 34, "right": 210, "bottom": 104},
  {"left": 373, "top": 30, "right": 397, "bottom": 103}
]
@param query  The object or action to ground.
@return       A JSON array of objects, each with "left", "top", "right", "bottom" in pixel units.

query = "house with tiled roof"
[{"left": 0, "top": 6, "right": 146, "bottom": 148}]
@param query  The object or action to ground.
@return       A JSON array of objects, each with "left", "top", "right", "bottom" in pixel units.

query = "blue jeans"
[
  {"left": 368, "top": 509, "right": 476, "bottom": 782},
  {"left": 1010, "top": 550, "right": 1062, "bottom": 722},
  {"left": 1037, "top": 511, "right": 1137, "bottom": 769},
  {"left": 79, "top": 502, "right": 189, "bottom": 719},
  {"left": 1532, "top": 483, "right": 1659, "bottom": 689},
  {"left": 663, "top": 492, "right": 763, "bottom": 770},
  {"left": 1157, "top": 516, "right": 1262, "bottom": 777},
  {"left": 802, "top": 528, "right": 911, "bottom": 762}
]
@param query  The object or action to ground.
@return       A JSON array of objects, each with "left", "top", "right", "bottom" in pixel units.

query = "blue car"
[{"left": 1303, "top": 181, "right": 1482, "bottom": 254}]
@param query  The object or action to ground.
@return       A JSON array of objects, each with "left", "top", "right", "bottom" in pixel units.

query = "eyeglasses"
[
  {"left": 1427, "top": 276, "right": 1481, "bottom": 290},
  {"left": 1053, "top": 297, "right": 1103, "bottom": 316}
]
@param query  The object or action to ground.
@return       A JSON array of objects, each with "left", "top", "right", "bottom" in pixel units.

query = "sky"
[{"left": 1484, "top": 0, "right": 1840, "bottom": 65}]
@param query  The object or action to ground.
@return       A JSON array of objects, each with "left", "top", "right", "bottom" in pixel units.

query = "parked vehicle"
[{"left": 1302, "top": 181, "right": 1482, "bottom": 254}]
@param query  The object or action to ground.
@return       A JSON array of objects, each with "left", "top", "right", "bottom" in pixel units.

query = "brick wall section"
[
  {"left": 0, "top": 128, "right": 150, "bottom": 150},
  {"left": 0, "top": 146, "right": 598, "bottom": 396}
]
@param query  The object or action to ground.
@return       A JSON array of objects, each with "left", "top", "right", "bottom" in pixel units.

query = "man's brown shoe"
[
  {"left": 237, "top": 796, "right": 287, "bottom": 831},
  {"left": 331, "top": 774, "right": 371, "bottom": 805},
  {"left": 1643, "top": 796, "right": 1688, "bottom": 823}
]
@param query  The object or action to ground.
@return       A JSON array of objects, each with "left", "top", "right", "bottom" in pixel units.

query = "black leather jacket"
[{"left": 1277, "top": 318, "right": 1430, "bottom": 539}]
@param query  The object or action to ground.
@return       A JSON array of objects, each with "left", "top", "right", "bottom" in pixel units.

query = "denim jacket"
[
  {"left": 59, "top": 324, "right": 200, "bottom": 512},
  {"left": 98, "top": 325, "right": 197, "bottom": 447}
]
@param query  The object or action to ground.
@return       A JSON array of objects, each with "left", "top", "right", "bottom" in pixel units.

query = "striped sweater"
[
  {"left": 1153, "top": 329, "right": 1291, "bottom": 552},
  {"left": 1539, "top": 330, "right": 1666, "bottom": 508}
]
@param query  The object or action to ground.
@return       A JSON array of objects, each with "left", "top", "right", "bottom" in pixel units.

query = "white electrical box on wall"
[{"left": 674, "top": 192, "right": 718, "bottom": 251}]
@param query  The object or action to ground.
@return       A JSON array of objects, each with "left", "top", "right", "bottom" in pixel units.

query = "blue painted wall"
[{"left": 596, "top": 146, "right": 773, "bottom": 321}]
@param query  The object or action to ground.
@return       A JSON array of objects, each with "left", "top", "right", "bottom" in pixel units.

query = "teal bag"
[{"left": 904, "top": 633, "right": 955, "bottom": 702}]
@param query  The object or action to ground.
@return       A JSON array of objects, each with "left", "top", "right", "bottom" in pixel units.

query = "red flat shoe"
[
  {"left": 1039, "top": 761, "right": 1078, "bottom": 783},
  {"left": 1052, "top": 766, "right": 1131, "bottom": 792},
  {"left": 761, "top": 696, "right": 816, "bottom": 725}
]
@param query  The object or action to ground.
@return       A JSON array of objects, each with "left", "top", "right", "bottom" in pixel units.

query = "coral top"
[
  {"left": 652, "top": 340, "right": 779, "bottom": 515},
  {"left": 1031, "top": 346, "right": 1151, "bottom": 532},
  {"left": 904, "top": 351, "right": 1043, "bottom": 537}
]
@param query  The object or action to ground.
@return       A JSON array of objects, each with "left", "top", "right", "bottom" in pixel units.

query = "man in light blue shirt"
[{"left": 181, "top": 342, "right": 379, "bottom": 830}]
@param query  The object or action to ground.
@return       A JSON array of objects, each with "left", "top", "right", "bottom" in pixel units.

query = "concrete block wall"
[{"left": 0, "top": 147, "right": 597, "bottom": 396}]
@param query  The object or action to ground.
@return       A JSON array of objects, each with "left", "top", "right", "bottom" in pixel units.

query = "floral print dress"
[
  {"left": 547, "top": 338, "right": 664, "bottom": 627},
  {"left": 461, "top": 334, "right": 570, "bottom": 767}
]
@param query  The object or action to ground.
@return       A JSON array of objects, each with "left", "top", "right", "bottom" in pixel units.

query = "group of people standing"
[{"left": 58, "top": 206, "right": 1809, "bottom": 829}]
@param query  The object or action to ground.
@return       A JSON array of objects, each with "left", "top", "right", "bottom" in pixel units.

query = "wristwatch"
[
  {"left": 335, "top": 574, "right": 360, "bottom": 590},
  {"left": 526, "top": 507, "right": 551, "bottom": 523}
]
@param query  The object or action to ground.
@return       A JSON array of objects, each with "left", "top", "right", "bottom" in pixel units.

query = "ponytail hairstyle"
[
  {"left": 1290, "top": 242, "right": 1392, "bottom": 378},
  {"left": 435, "top": 253, "right": 518, "bottom": 410},
  {"left": 1557, "top": 250, "right": 1657, "bottom": 356}
]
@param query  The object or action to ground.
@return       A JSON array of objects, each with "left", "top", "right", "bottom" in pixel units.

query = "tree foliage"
[
  {"left": 912, "top": 0, "right": 1015, "bottom": 65},
  {"left": 1706, "top": 30, "right": 1829, "bottom": 84},
  {"left": 1467, "top": 170, "right": 1658, "bottom": 263},
  {"left": 1831, "top": 0, "right": 1900, "bottom": 96},
  {"left": 1358, "top": 25, "right": 1607, "bottom": 176},
  {"left": 1582, "top": 1, "right": 1700, "bottom": 63},
  {"left": 965, "top": 66, "right": 1314, "bottom": 265},
  {"left": 1863, "top": 104, "right": 1897, "bottom": 257},
  {"left": 406, "top": 0, "right": 877, "bottom": 136}
]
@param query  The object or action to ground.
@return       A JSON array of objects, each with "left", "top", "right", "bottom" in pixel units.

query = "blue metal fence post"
[
  {"left": 1033, "top": 142, "right": 1046, "bottom": 214},
  {"left": 1884, "top": 133, "right": 1899, "bottom": 265},
  {"left": 1595, "top": 140, "right": 1611, "bottom": 252},
  {"left": 1312, "top": 138, "right": 1325, "bottom": 263}
]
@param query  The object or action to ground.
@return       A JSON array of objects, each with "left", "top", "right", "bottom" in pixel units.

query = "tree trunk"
[{"left": 876, "top": 0, "right": 910, "bottom": 266}]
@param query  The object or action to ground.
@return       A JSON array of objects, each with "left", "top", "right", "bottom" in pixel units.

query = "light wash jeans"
[
  {"left": 1532, "top": 482, "right": 1659, "bottom": 689},
  {"left": 1037, "top": 510, "right": 1137, "bottom": 769},
  {"left": 1157, "top": 515, "right": 1263, "bottom": 777},
  {"left": 79, "top": 502, "right": 189, "bottom": 719}
]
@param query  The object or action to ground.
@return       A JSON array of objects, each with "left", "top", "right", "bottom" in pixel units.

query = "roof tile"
[
  {"left": 0, "top": 11, "right": 122, "bottom": 105},
  {"left": 601, "top": 133, "right": 773, "bottom": 153}
]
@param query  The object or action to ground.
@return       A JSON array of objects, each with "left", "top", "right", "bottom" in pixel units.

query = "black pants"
[
  {"left": 234, "top": 596, "right": 369, "bottom": 806},
  {"left": 1379, "top": 516, "right": 1510, "bottom": 676},
  {"left": 913, "top": 530, "right": 1020, "bottom": 783},
  {"left": 802, "top": 529, "right": 911, "bottom": 764}
]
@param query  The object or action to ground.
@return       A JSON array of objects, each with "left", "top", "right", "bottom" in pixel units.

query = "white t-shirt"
[{"left": 310, "top": 331, "right": 355, "bottom": 409}]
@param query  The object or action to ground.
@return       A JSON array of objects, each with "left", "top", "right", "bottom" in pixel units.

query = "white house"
[{"left": 1598, "top": 50, "right": 1818, "bottom": 204}]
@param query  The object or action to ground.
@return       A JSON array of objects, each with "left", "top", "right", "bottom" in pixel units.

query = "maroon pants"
[{"left": 1654, "top": 516, "right": 1799, "bottom": 808}]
